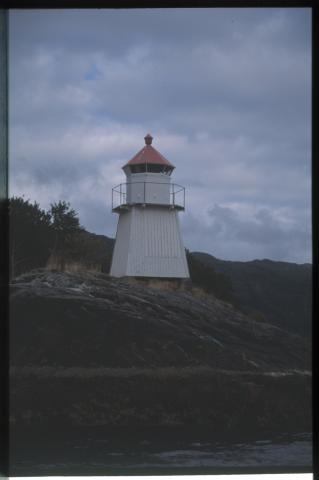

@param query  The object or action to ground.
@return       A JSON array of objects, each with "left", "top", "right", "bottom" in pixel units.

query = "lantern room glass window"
[{"left": 130, "top": 164, "right": 173, "bottom": 175}]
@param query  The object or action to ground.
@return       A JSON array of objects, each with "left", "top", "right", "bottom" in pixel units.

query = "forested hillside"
[{"left": 191, "top": 252, "right": 312, "bottom": 337}]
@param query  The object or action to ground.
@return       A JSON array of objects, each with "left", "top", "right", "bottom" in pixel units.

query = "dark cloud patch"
[{"left": 208, "top": 204, "right": 309, "bottom": 248}]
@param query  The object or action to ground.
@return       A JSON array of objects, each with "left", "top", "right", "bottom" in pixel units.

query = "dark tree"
[
  {"left": 49, "top": 201, "right": 82, "bottom": 257},
  {"left": 9, "top": 197, "right": 53, "bottom": 278},
  {"left": 50, "top": 201, "right": 80, "bottom": 234}
]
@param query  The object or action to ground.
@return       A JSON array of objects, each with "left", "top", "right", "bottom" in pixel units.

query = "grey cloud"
[
  {"left": 211, "top": 204, "right": 310, "bottom": 257},
  {"left": 10, "top": 8, "right": 310, "bottom": 56},
  {"left": 9, "top": 11, "right": 310, "bottom": 179},
  {"left": 9, "top": 8, "right": 311, "bottom": 263},
  {"left": 181, "top": 203, "right": 311, "bottom": 263}
]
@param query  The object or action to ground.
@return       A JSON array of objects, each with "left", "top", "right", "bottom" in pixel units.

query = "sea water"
[{"left": 10, "top": 431, "right": 312, "bottom": 475}]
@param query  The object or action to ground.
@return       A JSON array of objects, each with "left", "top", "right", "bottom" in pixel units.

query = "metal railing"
[{"left": 111, "top": 182, "right": 185, "bottom": 211}]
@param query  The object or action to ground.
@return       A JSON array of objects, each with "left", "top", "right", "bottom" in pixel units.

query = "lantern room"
[{"left": 112, "top": 134, "right": 185, "bottom": 211}]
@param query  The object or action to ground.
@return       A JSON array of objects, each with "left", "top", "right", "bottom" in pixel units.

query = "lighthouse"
[{"left": 110, "top": 134, "right": 189, "bottom": 279}]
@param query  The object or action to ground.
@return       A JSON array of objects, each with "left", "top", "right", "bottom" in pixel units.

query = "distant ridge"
[{"left": 190, "top": 251, "right": 312, "bottom": 337}]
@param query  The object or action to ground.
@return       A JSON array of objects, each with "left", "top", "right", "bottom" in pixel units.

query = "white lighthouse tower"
[{"left": 110, "top": 134, "right": 189, "bottom": 279}]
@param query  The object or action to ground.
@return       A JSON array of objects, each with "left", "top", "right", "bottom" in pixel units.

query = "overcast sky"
[{"left": 9, "top": 8, "right": 311, "bottom": 263}]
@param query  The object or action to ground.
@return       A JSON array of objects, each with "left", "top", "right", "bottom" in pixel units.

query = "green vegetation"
[
  {"left": 191, "top": 252, "right": 312, "bottom": 337},
  {"left": 10, "top": 197, "right": 54, "bottom": 278},
  {"left": 9, "top": 197, "right": 113, "bottom": 277},
  {"left": 50, "top": 200, "right": 82, "bottom": 254},
  {"left": 186, "top": 250, "right": 236, "bottom": 305}
]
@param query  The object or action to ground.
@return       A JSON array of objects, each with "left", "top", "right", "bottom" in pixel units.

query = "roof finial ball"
[{"left": 144, "top": 133, "right": 153, "bottom": 145}]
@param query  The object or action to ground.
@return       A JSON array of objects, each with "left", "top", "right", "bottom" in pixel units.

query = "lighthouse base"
[{"left": 110, "top": 206, "right": 189, "bottom": 278}]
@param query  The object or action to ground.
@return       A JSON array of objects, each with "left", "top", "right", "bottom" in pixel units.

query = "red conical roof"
[{"left": 123, "top": 134, "right": 175, "bottom": 169}]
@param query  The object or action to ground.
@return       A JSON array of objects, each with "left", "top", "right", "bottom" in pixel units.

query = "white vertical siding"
[
  {"left": 111, "top": 205, "right": 189, "bottom": 278},
  {"left": 110, "top": 210, "right": 131, "bottom": 277}
]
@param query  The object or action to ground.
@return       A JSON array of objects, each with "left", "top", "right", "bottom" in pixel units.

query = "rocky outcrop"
[
  {"left": 10, "top": 270, "right": 311, "bottom": 436},
  {"left": 10, "top": 270, "right": 309, "bottom": 370}
]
